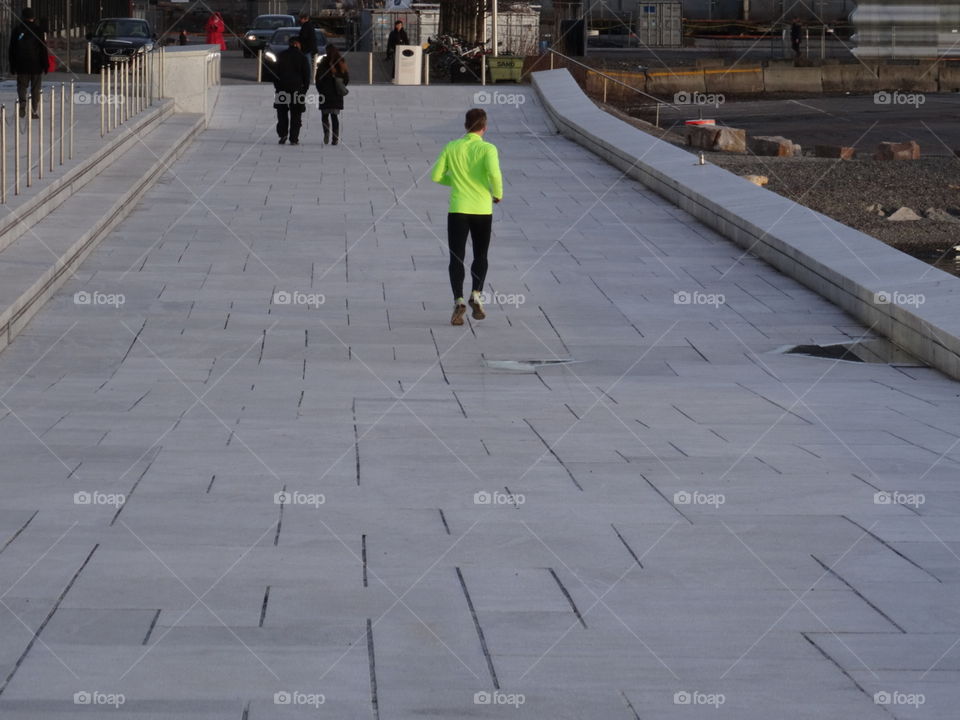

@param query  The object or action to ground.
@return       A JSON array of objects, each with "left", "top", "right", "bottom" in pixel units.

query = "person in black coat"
[
  {"left": 272, "top": 37, "right": 310, "bottom": 145},
  {"left": 315, "top": 45, "right": 349, "bottom": 145},
  {"left": 8, "top": 8, "right": 47, "bottom": 118},
  {"left": 385, "top": 20, "right": 408, "bottom": 77},
  {"left": 297, "top": 13, "right": 318, "bottom": 69}
]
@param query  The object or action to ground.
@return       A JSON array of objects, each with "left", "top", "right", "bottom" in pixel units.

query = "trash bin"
[
  {"left": 393, "top": 45, "right": 423, "bottom": 85},
  {"left": 486, "top": 56, "right": 524, "bottom": 83}
]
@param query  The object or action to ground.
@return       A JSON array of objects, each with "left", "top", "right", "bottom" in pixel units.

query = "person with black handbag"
[{"left": 315, "top": 46, "right": 349, "bottom": 146}]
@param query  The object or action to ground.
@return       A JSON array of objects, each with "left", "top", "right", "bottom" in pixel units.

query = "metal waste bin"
[{"left": 393, "top": 45, "right": 423, "bottom": 85}]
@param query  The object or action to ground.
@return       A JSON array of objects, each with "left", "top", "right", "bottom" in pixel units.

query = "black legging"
[
  {"left": 447, "top": 213, "right": 492, "bottom": 300},
  {"left": 321, "top": 112, "right": 339, "bottom": 139}
]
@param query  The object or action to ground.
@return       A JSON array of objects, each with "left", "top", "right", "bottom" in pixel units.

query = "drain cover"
[
  {"left": 778, "top": 339, "right": 924, "bottom": 366},
  {"left": 483, "top": 358, "right": 579, "bottom": 372}
]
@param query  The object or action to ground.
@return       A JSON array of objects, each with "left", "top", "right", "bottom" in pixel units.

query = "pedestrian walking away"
[
  {"left": 298, "top": 13, "right": 318, "bottom": 71},
  {"left": 8, "top": 8, "right": 47, "bottom": 119},
  {"left": 790, "top": 18, "right": 803, "bottom": 60},
  {"left": 273, "top": 36, "right": 310, "bottom": 145},
  {"left": 178, "top": 29, "right": 189, "bottom": 45},
  {"left": 315, "top": 46, "right": 349, "bottom": 146},
  {"left": 385, "top": 20, "right": 409, "bottom": 78},
  {"left": 431, "top": 108, "right": 503, "bottom": 326}
]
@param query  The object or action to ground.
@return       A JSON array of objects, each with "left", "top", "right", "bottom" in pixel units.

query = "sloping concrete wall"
[{"left": 532, "top": 68, "right": 960, "bottom": 380}]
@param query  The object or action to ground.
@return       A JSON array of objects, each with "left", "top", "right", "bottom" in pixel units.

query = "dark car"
[
  {"left": 241, "top": 14, "right": 296, "bottom": 57},
  {"left": 262, "top": 27, "right": 327, "bottom": 76},
  {"left": 87, "top": 18, "right": 155, "bottom": 72}
]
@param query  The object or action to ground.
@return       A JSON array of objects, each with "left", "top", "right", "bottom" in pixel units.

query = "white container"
[{"left": 393, "top": 45, "right": 423, "bottom": 85}]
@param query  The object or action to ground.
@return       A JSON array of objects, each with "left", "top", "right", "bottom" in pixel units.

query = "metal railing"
[{"left": 0, "top": 50, "right": 163, "bottom": 205}]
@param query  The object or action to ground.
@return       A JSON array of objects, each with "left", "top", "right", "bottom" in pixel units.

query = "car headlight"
[
  {"left": 264, "top": 51, "right": 277, "bottom": 62},
  {"left": 314, "top": 53, "right": 325, "bottom": 67},
  {"left": 246, "top": 34, "right": 256, "bottom": 41}
]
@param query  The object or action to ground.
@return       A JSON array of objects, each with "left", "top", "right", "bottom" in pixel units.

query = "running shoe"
[
  {"left": 451, "top": 299, "right": 467, "bottom": 326},
  {"left": 469, "top": 292, "right": 486, "bottom": 320}
]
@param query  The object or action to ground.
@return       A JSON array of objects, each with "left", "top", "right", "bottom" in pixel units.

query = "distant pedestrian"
[
  {"left": 431, "top": 108, "right": 503, "bottom": 326},
  {"left": 386, "top": 19, "right": 408, "bottom": 77},
  {"left": 205, "top": 12, "right": 226, "bottom": 51},
  {"left": 298, "top": 13, "right": 318, "bottom": 70},
  {"left": 8, "top": 8, "right": 47, "bottom": 119},
  {"left": 315, "top": 46, "right": 349, "bottom": 146},
  {"left": 790, "top": 18, "right": 803, "bottom": 59},
  {"left": 273, "top": 36, "right": 310, "bottom": 145},
  {"left": 178, "top": 29, "right": 189, "bottom": 45}
]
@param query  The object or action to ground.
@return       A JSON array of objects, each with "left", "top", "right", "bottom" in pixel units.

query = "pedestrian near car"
[
  {"left": 273, "top": 36, "right": 310, "bottom": 145},
  {"left": 178, "top": 29, "right": 188, "bottom": 46},
  {"left": 205, "top": 12, "right": 226, "bottom": 51},
  {"left": 315, "top": 46, "right": 349, "bottom": 146},
  {"left": 297, "top": 13, "right": 317, "bottom": 70},
  {"left": 431, "top": 108, "right": 503, "bottom": 326},
  {"left": 8, "top": 8, "right": 47, "bottom": 119}
]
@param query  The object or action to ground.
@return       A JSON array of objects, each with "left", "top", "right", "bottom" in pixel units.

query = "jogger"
[{"left": 431, "top": 108, "right": 503, "bottom": 326}]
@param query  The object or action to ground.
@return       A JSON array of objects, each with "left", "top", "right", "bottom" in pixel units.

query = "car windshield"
[
  {"left": 255, "top": 17, "right": 291, "bottom": 30},
  {"left": 96, "top": 20, "right": 149, "bottom": 38},
  {"left": 270, "top": 29, "right": 298, "bottom": 45},
  {"left": 269, "top": 28, "right": 325, "bottom": 46}
]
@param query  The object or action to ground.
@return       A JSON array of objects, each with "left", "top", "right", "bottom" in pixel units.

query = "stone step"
[{"left": 0, "top": 112, "right": 204, "bottom": 352}]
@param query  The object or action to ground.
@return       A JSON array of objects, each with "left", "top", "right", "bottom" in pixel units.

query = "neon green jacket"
[{"left": 431, "top": 133, "right": 503, "bottom": 215}]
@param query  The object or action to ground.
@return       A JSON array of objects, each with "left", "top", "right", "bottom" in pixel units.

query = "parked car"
[
  {"left": 87, "top": 18, "right": 155, "bottom": 72},
  {"left": 262, "top": 27, "right": 327, "bottom": 76},
  {"left": 241, "top": 14, "right": 296, "bottom": 57}
]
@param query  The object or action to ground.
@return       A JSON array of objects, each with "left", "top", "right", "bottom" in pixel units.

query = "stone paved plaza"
[{"left": 0, "top": 83, "right": 959, "bottom": 719}]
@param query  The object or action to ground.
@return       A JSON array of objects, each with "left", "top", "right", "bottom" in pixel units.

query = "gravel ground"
[
  {"left": 707, "top": 155, "right": 960, "bottom": 259},
  {"left": 600, "top": 102, "right": 960, "bottom": 271}
]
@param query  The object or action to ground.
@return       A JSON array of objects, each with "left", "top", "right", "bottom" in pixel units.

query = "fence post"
[
  {"left": 368, "top": 51, "right": 373, "bottom": 84},
  {"left": 69, "top": 80, "right": 74, "bottom": 159},
  {"left": 550, "top": 51, "right": 554, "bottom": 70},
  {"left": 60, "top": 83, "right": 65, "bottom": 166},
  {"left": 1, "top": 105, "right": 6, "bottom": 204},
  {"left": 603, "top": 75, "right": 608, "bottom": 103},
  {"left": 655, "top": 102, "right": 660, "bottom": 128},
  {"left": 15, "top": 101, "right": 21, "bottom": 194},
  {"left": 481, "top": 55, "right": 486, "bottom": 86},
  {"left": 49, "top": 85, "right": 55, "bottom": 173},
  {"left": 38, "top": 90, "right": 43, "bottom": 181}
]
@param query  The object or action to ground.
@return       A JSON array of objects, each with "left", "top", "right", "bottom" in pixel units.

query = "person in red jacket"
[{"left": 205, "top": 12, "right": 226, "bottom": 51}]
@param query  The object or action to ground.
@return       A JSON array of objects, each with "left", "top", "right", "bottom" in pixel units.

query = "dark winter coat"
[
  {"left": 9, "top": 19, "right": 47, "bottom": 75},
  {"left": 272, "top": 47, "right": 310, "bottom": 110},
  {"left": 298, "top": 20, "right": 318, "bottom": 54},
  {"left": 315, "top": 57, "right": 349, "bottom": 111},
  {"left": 386, "top": 27, "right": 408, "bottom": 58}
]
